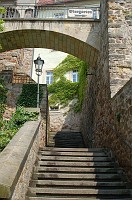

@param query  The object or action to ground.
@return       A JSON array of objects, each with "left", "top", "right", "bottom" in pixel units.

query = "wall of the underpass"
[{"left": 81, "top": 0, "right": 132, "bottom": 181}]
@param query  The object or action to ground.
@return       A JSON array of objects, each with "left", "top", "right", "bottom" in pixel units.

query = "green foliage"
[
  {"left": 17, "top": 84, "right": 43, "bottom": 107},
  {"left": 0, "top": 104, "right": 6, "bottom": 125},
  {"left": 75, "top": 62, "right": 88, "bottom": 112},
  {"left": 0, "top": 80, "right": 7, "bottom": 122},
  {"left": 0, "top": 106, "right": 38, "bottom": 151},
  {"left": 48, "top": 77, "right": 78, "bottom": 106},
  {"left": 48, "top": 55, "right": 88, "bottom": 110},
  {"left": 0, "top": 80, "right": 7, "bottom": 104},
  {"left": 0, "top": 7, "right": 5, "bottom": 32}
]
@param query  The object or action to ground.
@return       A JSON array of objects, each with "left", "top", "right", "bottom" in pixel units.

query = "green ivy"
[
  {"left": 48, "top": 77, "right": 78, "bottom": 106},
  {"left": 48, "top": 55, "right": 88, "bottom": 111},
  {"left": 17, "top": 84, "right": 43, "bottom": 107},
  {"left": 53, "top": 54, "right": 86, "bottom": 81}
]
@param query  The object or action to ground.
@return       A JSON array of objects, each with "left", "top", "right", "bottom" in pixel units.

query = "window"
[
  {"left": 72, "top": 70, "right": 78, "bottom": 82},
  {"left": 46, "top": 71, "right": 53, "bottom": 85},
  {"left": 25, "top": 9, "right": 33, "bottom": 18}
]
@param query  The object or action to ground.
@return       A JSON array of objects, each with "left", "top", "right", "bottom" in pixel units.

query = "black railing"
[{"left": 0, "top": 5, "right": 100, "bottom": 20}]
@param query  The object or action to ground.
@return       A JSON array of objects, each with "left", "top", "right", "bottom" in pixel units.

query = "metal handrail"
[
  {"left": 98, "top": 119, "right": 132, "bottom": 151},
  {"left": 0, "top": 5, "right": 100, "bottom": 20}
]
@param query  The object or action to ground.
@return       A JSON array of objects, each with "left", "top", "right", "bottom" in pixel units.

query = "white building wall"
[{"left": 32, "top": 48, "right": 68, "bottom": 84}]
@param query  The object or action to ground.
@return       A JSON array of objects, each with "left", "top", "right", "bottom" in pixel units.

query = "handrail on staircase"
[{"left": 97, "top": 119, "right": 132, "bottom": 151}]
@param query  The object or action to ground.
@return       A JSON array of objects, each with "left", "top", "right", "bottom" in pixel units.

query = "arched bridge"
[{"left": 0, "top": 5, "right": 101, "bottom": 67}]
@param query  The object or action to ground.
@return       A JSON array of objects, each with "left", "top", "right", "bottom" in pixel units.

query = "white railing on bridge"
[{"left": 0, "top": 5, "right": 100, "bottom": 20}]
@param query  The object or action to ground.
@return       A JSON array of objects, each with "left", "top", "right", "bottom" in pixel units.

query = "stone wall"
[
  {"left": 112, "top": 78, "right": 132, "bottom": 147},
  {"left": 6, "top": 83, "right": 23, "bottom": 107},
  {"left": 11, "top": 122, "right": 41, "bottom": 200},
  {"left": 49, "top": 105, "right": 81, "bottom": 132},
  {"left": 81, "top": 74, "right": 96, "bottom": 147},
  {"left": 81, "top": 0, "right": 110, "bottom": 147},
  {"left": 81, "top": 0, "right": 132, "bottom": 181},
  {"left": 94, "top": 0, "right": 132, "bottom": 182},
  {"left": 0, "top": 48, "right": 33, "bottom": 76},
  {"left": 108, "top": 0, "right": 132, "bottom": 96}
]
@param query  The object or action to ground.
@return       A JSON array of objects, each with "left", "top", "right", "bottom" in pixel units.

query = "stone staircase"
[
  {"left": 26, "top": 132, "right": 131, "bottom": 199},
  {"left": 47, "top": 131, "right": 85, "bottom": 148}
]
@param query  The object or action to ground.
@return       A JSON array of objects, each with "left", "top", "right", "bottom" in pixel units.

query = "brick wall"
[{"left": 0, "top": 48, "right": 33, "bottom": 76}]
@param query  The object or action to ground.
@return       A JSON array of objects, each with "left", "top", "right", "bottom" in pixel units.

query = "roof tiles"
[{"left": 37, "top": 0, "right": 77, "bottom": 6}]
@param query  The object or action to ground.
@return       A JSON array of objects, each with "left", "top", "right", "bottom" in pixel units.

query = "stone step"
[
  {"left": 47, "top": 140, "right": 84, "bottom": 144},
  {"left": 50, "top": 135, "right": 83, "bottom": 138},
  {"left": 48, "top": 144, "right": 85, "bottom": 148},
  {"left": 32, "top": 172, "right": 121, "bottom": 180},
  {"left": 41, "top": 147, "right": 106, "bottom": 152},
  {"left": 47, "top": 132, "right": 84, "bottom": 147},
  {"left": 26, "top": 198, "right": 132, "bottom": 200},
  {"left": 50, "top": 138, "right": 83, "bottom": 141},
  {"left": 39, "top": 155, "right": 111, "bottom": 162},
  {"left": 30, "top": 180, "right": 125, "bottom": 188},
  {"left": 52, "top": 144, "right": 85, "bottom": 148},
  {"left": 48, "top": 141, "right": 85, "bottom": 147},
  {"left": 39, "top": 151, "right": 107, "bottom": 157},
  {"left": 48, "top": 132, "right": 82, "bottom": 136},
  {"left": 34, "top": 166, "right": 118, "bottom": 173},
  {"left": 27, "top": 145, "right": 131, "bottom": 199},
  {"left": 38, "top": 160, "right": 115, "bottom": 167},
  {"left": 48, "top": 141, "right": 84, "bottom": 145},
  {"left": 28, "top": 187, "right": 129, "bottom": 196}
]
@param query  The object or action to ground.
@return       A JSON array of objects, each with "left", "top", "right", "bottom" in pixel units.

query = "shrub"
[{"left": 0, "top": 106, "right": 39, "bottom": 151}]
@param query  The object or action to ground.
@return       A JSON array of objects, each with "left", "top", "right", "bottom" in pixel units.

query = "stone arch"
[{"left": 0, "top": 29, "right": 99, "bottom": 67}]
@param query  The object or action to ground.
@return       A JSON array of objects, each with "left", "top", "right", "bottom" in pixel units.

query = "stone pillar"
[{"left": 39, "top": 84, "right": 49, "bottom": 147}]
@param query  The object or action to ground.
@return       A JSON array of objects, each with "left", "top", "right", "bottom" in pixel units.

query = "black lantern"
[
  {"left": 34, "top": 55, "right": 44, "bottom": 108},
  {"left": 34, "top": 55, "right": 44, "bottom": 76}
]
